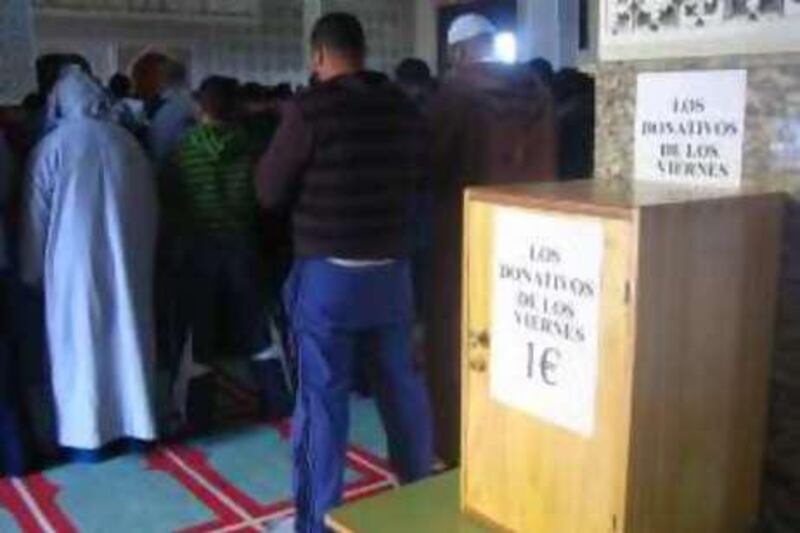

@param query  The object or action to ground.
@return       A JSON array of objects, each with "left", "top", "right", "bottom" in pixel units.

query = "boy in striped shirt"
[{"left": 171, "top": 76, "right": 272, "bottom": 373}]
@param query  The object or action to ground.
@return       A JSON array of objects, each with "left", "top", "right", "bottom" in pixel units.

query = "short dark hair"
[
  {"left": 274, "top": 82, "right": 294, "bottom": 100},
  {"left": 311, "top": 13, "right": 366, "bottom": 59},
  {"left": 528, "top": 57, "right": 555, "bottom": 88},
  {"left": 197, "top": 76, "right": 240, "bottom": 121},
  {"left": 108, "top": 73, "right": 132, "bottom": 99},
  {"left": 395, "top": 58, "right": 432, "bottom": 85},
  {"left": 238, "top": 82, "right": 266, "bottom": 104},
  {"left": 163, "top": 60, "right": 188, "bottom": 86},
  {"left": 553, "top": 68, "right": 595, "bottom": 103}
]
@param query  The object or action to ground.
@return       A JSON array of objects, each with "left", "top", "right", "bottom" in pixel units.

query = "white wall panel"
[{"left": 0, "top": 0, "right": 37, "bottom": 104}]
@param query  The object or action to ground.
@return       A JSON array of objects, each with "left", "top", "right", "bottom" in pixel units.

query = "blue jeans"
[{"left": 284, "top": 259, "right": 433, "bottom": 533}]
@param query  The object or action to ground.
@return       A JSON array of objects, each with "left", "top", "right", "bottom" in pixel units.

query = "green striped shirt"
[{"left": 173, "top": 123, "right": 258, "bottom": 234}]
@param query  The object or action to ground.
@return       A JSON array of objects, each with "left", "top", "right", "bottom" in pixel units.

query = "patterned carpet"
[{"left": 0, "top": 372, "right": 394, "bottom": 532}]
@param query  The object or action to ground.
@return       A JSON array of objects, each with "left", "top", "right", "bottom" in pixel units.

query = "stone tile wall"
[
  {"left": 596, "top": 55, "right": 800, "bottom": 184},
  {"left": 596, "top": 55, "right": 800, "bottom": 532}
]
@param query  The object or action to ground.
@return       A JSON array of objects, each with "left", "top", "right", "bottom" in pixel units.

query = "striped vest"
[{"left": 292, "top": 72, "right": 427, "bottom": 259}]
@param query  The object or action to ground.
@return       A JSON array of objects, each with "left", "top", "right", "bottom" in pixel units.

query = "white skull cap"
[{"left": 447, "top": 13, "right": 498, "bottom": 46}]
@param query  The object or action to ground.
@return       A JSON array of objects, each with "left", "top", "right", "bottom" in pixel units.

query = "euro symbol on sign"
[{"left": 540, "top": 348, "right": 562, "bottom": 386}]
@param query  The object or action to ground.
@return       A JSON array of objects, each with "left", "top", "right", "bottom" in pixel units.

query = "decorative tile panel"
[
  {"left": 601, "top": 0, "right": 800, "bottom": 59},
  {"left": 33, "top": 0, "right": 260, "bottom": 19}
]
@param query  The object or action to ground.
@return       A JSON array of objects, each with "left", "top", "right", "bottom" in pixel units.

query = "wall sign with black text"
[{"left": 635, "top": 70, "right": 747, "bottom": 187}]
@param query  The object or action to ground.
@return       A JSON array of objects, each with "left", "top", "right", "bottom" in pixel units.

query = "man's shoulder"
[
  {"left": 36, "top": 119, "right": 141, "bottom": 164},
  {"left": 175, "top": 124, "right": 218, "bottom": 159},
  {"left": 181, "top": 122, "right": 210, "bottom": 137},
  {"left": 153, "top": 90, "right": 195, "bottom": 122},
  {"left": 298, "top": 73, "right": 416, "bottom": 119},
  {"left": 45, "top": 118, "right": 109, "bottom": 145},
  {"left": 294, "top": 81, "right": 343, "bottom": 113},
  {"left": 173, "top": 122, "right": 198, "bottom": 144}
]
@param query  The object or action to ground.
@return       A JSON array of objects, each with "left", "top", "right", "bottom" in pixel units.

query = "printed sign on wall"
[
  {"left": 490, "top": 208, "right": 604, "bottom": 438},
  {"left": 635, "top": 70, "right": 747, "bottom": 187}
]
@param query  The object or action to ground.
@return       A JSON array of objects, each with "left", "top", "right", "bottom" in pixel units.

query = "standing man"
[
  {"left": 427, "top": 13, "right": 557, "bottom": 465},
  {"left": 256, "top": 13, "right": 433, "bottom": 532},
  {"left": 172, "top": 76, "right": 267, "bottom": 366},
  {"left": 171, "top": 76, "right": 281, "bottom": 421},
  {"left": 394, "top": 58, "right": 437, "bottom": 318},
  {"left": 395, "top": 58, "right": 437, "bottom": 114},
  {"left": 147, "top": 58, "right": 196, "bottom": 170},
  {"left": 0, "top": 129, "right": 26, "bottom": 475},
  {"left": 21, "top": 67, "right": 158, "bottom": 455},
  {"left": 147, "top": 57, "right": 197, "bottom": 416}
]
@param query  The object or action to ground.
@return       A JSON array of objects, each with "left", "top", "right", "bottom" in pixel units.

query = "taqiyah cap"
[{"left": 447, "top": 13, "right": 497, "bottom": 46}]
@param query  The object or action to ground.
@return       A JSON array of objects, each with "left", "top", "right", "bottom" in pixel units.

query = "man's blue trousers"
[{"left": 284, "top": 259, "right": 433, "bottom": 533}]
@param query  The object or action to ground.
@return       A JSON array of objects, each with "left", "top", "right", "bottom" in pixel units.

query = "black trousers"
[
  {"left": 0, "top": 275, "right": 28, "bottom": 475},
  {"left": 177, "top": 235, "right": 271, "bottom": 363}
]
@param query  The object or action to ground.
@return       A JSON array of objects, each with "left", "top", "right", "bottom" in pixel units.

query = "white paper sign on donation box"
[
  {"left": 635, "top": 70, "right": 747, "bottom": 187},
  {"left": 490, "top": 208, "right": 604, "bottom": 437}
]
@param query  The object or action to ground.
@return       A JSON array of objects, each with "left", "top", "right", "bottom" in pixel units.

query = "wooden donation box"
[{"left": 461, "top": 181, "right": 783, "bottom": 533}]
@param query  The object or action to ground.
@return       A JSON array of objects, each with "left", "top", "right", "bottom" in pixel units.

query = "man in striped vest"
[{"left": 256, "top": 13, "right": 433, "bottom": 533}]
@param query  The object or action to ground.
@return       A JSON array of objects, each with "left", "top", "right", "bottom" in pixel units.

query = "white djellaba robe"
[{"left": 21, "top": 67, "right": 158, "bottom": 450}]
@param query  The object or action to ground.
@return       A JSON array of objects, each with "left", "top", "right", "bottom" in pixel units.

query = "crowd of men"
[{"left": 0, "top": 11, "right": 594, "bottom": 533}]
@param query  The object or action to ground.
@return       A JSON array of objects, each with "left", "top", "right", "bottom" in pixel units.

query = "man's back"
[
  {"left": 433, "top": 62, "right": 556, "bottom": 190},
  {"left": 258, "top": 71, "right": 426, "bottom": 260},
  {"left": 38, "top": 119, "right": 154, "bottom": 227},
  {"left": 26, "top": 117, "right": 156, "bottom": 289},
  {"left": 148, "top": 88, "right": 196, "bottom": 169},
  {"left": 26, "top": 117, "right": 158, "bottom": 452},
  {"left": 21, "top": 68, "right": 158, "bottom": 453},
  {"left": 425, "top": 61, "right": 556, "bottom": 464},
  {"left": 174, "top": 123, "right": 257, "bottom": 235}
]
